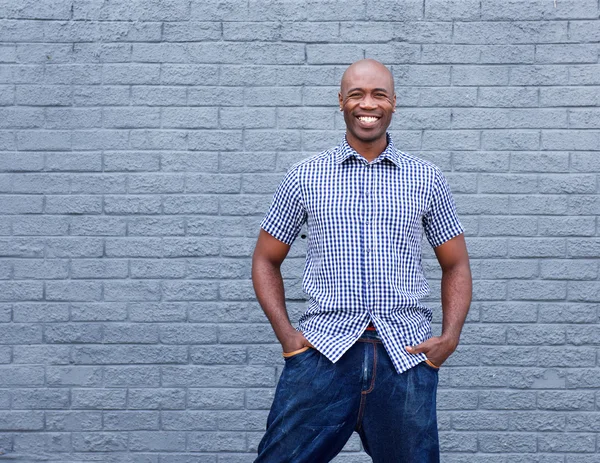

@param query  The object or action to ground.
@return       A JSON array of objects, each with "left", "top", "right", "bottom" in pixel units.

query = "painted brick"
[
  {"left": 103, "top": 108, "right": 161, "bottom": 129},
  {"left": 127, "top": 217, "right": 184, "bottom": 236},
  {"left": 48, "top": 21, "right": 162, "bottom": 43},
  {"left": 439, "top": 432, "right": 478, "bottom": 452},
  {"left": 187, "top": 43, "right": 305, "bottom": 65},
  {"left": 511, "top": 65, "right": 570, "bottom": 86},
  {"left": 479, "top": 174, "right": 538, "bottom": 194},
  {"left": 481, "top": 0, "right": 598, "bottom": 20},
  {"left": 161, "top": 366, "right": 275, "bottom": 388},
  {"left": 74, "top": 85, "right": 130, "bottom": 106},
  {"left": 536, "top": 44, "right": 599, "bottom": 64},
  {"left": 538, "top": 390, "right": 596, "bottom": 410},
  {"left": 366, "top": 44, "right": 421, "bottom": 64},
  {"left": 163, "top": 21, "right": 221, "bottom": 42},
  {"left": 568, "top": 195, "right": 600, "bottom": 215},
  {"left": 72, "top": 130, "right": 130, "bottom": 151},
  {"left": 223, "top": 22, "right": 279, "bottom": 42},
  {"left": 12, "top": 345, "right": 70, "bottom": 365},
  {"left": 478, "top": 432, "right": 537, "bottom": 453},
  {"left": 45, "top": 64, "right": 102, "bottom": 85},
  {"left": 538, "top": 218, "right": 596, "bottom": 237},
  {"left": 509, "top": 280, "right": 567, "bottom": 300},
  {"left": 454, "top": 21, "right": 568, "bottom": 44},
  {"left": 13, "top": 258, "right": 69, "bottom": 278},
  {"left": 366, "top": 0, "right": 423, "bottom": 20},
  {"left": 304, "top": 0, "right": 366, "bottom": 21},
  {"left": 452, "top": 151, "right": 509, "bottom": 171},
  {"left": 246, "top": 0, "right": 309, "bottom": 22},
  {"left": 71, "top": 431, "right": 128, "bottom": 451},
  {"left": 307, "top": 44, "right": 365, "bottom": 65},
  {"left": 73, "top": 0, "right": 190, "bottom": 21},
  {"left": 393, "top": 65, "right": 451, "bottom": 86},
  {"left": 72, "top": 43, "right": 132, "bottom": 65},
  {"left": 571, "top": 152, "right": 600, "bottom": 173},
  {"left": 188, "top": 131, "right": 242, "bottom": 151},
  {"left": 12, "top": 389, "right": 70, "bottom": 410},
  {"left": 508, "top": 238, "right": 566, "bottom": 258},
  {"left": 509, "top": 196, "right": 568, "bottom": 215},
  {"left": 568, "top": 281, "right": 600, "bottom": 302},
  {"left": 510, "top": 411, "right": 565, "bottom": 432},
  {"left": 510, "top": 152, "right": 568, "bottom": 172},
  {"left": 132, "top": 43, "right": 188, "bottom": 63},
  {"left": 71, "top": 303, "right": 127, "bottom": 322},
  {"left": 419, "top": 88, "right": 476, "bottom": 107},
  {"left": 425, "top": 0, "right": 480, "bottom": 20},
  {"left": 539, "top": 303, "right": 598, "bottom": 324},
  {"left": 46, "top": 411, "right": 103, "bottom": 431}
]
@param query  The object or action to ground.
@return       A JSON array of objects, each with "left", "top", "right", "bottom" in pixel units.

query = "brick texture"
[{"left": 0, "top": 0, "right": 599, "bottom": 461}]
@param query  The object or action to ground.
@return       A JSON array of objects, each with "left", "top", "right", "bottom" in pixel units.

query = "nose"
[{"left": 359, "top": 94, "right": 377, "bottom": 109}]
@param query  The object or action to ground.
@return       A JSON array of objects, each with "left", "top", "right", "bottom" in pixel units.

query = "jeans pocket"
[
  {"left": 282, "top": 346, "right": 312, "bottom": 360},
  {"left": 423, "top": 358, "right": 440, "bottom": 370}
]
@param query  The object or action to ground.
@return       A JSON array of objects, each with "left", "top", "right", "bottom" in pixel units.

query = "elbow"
[
  {"left": 252, "top": 250, "right": 281, "bottom": 277},
  {"left": 442, "top": 259, "right": 472, "bottom": 281}
]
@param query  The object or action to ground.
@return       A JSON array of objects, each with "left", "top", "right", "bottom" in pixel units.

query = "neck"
[{"left": 346, "top": 133, "right": 388, "bottom": 162}]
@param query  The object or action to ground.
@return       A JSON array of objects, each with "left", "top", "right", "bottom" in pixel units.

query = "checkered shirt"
[{"left": 260, "top": 134, "right": 464, "bottom": 373}]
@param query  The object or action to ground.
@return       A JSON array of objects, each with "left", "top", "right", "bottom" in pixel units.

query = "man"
[{"left": 251, "top": 59, "right": 472, "bottom": 463}]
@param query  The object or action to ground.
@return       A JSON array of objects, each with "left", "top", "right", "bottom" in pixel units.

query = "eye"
[{"left": 348, "top": 92, "right": 361, "bottom": 98}]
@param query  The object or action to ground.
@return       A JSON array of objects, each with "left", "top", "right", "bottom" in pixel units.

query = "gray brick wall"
[{"left": 0, "top": 0, "right": 599, "bottom": 461}]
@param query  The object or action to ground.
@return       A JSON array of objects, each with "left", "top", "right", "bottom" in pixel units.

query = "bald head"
[
  {"left": 338, "top": 59, "right": 396, "bottom": 149},
  {"left": 340, "top": 59, "right": 395, "bottom": 95}
]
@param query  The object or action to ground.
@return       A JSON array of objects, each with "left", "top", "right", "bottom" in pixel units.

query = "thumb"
[
  {"left": 405, "top": 340, "right": 429, "bottom": 354},
  {"left": 301, "top": 334, "right": 314, "bottom": 349}
]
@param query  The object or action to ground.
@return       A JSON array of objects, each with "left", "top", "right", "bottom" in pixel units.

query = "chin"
[{"left": 351, "top": 128, "right": 386, "bottom": 143}]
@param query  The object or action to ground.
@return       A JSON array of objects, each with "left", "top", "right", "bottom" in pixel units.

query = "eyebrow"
[{"left": 346, "top": 87, "right": 390, "bottom": 94}]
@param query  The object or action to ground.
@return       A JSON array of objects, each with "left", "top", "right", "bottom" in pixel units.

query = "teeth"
[{"left": 358, "top": 116, "right": 379, "bottom": 123}]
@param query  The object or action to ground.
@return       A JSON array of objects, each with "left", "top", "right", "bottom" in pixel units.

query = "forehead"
[{"left": 341, "top": 65, "right": 393, "bottom": 93}]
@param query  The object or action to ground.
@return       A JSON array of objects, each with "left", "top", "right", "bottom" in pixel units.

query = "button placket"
[{"left": 363, "top": 162, "right": 375, "bottom": 296}]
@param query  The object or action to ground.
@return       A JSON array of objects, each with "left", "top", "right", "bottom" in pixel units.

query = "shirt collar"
[{"left": 335, "top": 132, "right": 401, "bottom": 167}]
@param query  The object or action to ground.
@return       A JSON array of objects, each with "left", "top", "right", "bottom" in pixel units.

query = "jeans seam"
[
  {"left": 356, "top": 342, "right": 378, "bottom": 432},
  {"left": 363, "top": 342, "right": 377, "bottom": 395},
  {"left": 356, "top": 394, "right": 366, "bottom": 432}
]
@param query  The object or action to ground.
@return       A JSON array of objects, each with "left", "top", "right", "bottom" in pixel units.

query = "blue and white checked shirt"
[{"left": 260, "top": 134, "right": 464, "bottom": 373}]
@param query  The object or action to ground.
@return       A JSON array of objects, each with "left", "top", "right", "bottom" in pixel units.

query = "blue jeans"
[{"left": 256, "top": 329, "right": 440, "bottom": 463}]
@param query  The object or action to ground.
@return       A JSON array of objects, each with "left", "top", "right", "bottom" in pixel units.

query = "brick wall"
[{"left": 0, "top": 0, "right": 599, "bottom": 461}]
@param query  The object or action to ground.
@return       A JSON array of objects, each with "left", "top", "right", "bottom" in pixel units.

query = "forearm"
[
  {"left": 439, "top": 262, "right": 472, "bottom": 348},
  {"left": 251, "top": 257, "right": 297, "bottom": 344}
]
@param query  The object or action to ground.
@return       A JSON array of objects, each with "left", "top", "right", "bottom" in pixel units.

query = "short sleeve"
[
  {"left": 422, "top": 169, "right": 464, "bottom": 248},
  {"left": 260, "top": 167, "right": 307, "bottom": 245}
]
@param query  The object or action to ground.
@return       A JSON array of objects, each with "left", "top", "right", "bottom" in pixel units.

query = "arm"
[
  {"left": 252, "top": 229, "right": 313, "bottom": 353},
  {"left": 435, "top": 233, "right": 472, "bottom": 349},
  {"left": 406, "top": 233, "right": 472, "bottom": 366}
]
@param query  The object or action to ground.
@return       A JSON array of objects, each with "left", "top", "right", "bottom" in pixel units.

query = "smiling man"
[{"left": 252, "top": 59, "right": 472, "bottom": 462}]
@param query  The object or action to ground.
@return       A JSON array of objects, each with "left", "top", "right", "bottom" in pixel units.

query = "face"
[{"left": 338, "top": 63, "right": 396, "bottom": 145}]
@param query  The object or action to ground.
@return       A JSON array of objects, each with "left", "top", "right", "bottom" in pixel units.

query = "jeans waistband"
[{"left": 359, "top": 327, "right": 381, "bottom": 341}]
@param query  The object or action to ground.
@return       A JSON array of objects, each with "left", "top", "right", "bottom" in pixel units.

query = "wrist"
[
  {"left": 280, "top": 331, "right": 305, "bottom": 353},
  {"left": 439, "top": 334, "right": 459, "bottom": 351},
  {"left": 277, "top": 324, "right": 298, "bottom": 342}
]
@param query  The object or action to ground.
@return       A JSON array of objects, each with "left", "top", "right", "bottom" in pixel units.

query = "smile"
[{"left": 356, "top": 115, "right": 381, "bottom": 126}]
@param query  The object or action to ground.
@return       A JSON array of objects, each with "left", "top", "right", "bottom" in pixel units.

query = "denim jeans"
[{"left": 255, "top": 329, "right": 440, "bottom": 463}]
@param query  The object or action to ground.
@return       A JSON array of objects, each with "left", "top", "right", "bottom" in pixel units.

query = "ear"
[
  {"left": 338, "top": 91, "right": 343, "bottom": 110},
  {"left": 392, "top": 93, "right": 396, "bottom": 112}
]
